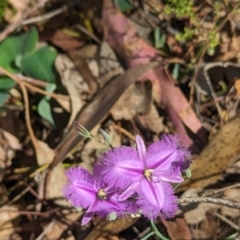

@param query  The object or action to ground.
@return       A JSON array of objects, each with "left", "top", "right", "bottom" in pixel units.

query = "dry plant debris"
[{"left": 0, "top": 0, "right": 240, "bottom": 239}]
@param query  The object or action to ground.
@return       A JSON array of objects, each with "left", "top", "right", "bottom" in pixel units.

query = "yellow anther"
[
  {"left": 144, "top": 169, "right": 153, "bottom": 181},
  {"left": 97, "top": 189, "right": 106, "bottom": 200}
]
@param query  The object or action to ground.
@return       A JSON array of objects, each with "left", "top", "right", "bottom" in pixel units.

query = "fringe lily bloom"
[
  {"left": 94, "top": 134, "right": 190, "bottom": 219},
  {"left": 63, "top": 130, "right": 191, "bottom": 225},
  {"left": 63, "top": 167, "right": 127, "bottom": 225}
]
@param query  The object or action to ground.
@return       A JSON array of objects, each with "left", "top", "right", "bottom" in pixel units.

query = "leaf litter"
[{"left": 0, "top": 0, "right": 240, "bottom": 239}]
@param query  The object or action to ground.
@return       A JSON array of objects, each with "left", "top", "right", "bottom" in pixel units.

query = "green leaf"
[
  {"left": 99, "top": 129, "right": 112, "bottom": 147},
  {"left": 15, "top": 55, "right": 23, "bottom": 69},
  {"left": 22, "top": 46, "right": 58, "bottom": 83},
  {"left": 0, "top": 0, "right": 8, "bottom": 21},
  {"left": 0, "top": 92, "right": 9, "bottom": 107},
  {"left": 0, "top": 27, "right": 38, "bottom": 71},
  {"left": 154, "top": 28, "right": 166, "bottom": 49},
  {"left": 37, "top": 84, "right": 56, "bottom": 126},
  {"left": 172, "top": 63, "right": 180, "bottom": 80},
  {"left": 116, "top": 0, "right": 132, "bottom": 12},
  {"left": 38, "top": 98, "right": 55, "bottom": 126},
  {"left": 0, "top": 77, "right": 16, "bottom": 90}
]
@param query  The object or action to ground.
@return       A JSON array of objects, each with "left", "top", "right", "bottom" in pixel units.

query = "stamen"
[
  {"left": 143, "top": 169, "right": 153, "bottom": 181},
  {"left": 97, "top": 189, "right": 107, "bottom": 200}
]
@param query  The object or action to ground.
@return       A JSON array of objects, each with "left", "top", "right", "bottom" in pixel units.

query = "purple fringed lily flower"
[
  {"left": 63, "top": 167, "right": 127, "bottom": 225},
  {"left": 94, "top": 134, "right": 190, "bottom": 219}
]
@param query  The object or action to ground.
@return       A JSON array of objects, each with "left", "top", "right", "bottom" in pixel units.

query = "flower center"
[
  {"left": 97, "top": 189, "right": 107, "bottom": 200},
  {"left": 144, "top": 169, "right": 153, "bottom": 181}
]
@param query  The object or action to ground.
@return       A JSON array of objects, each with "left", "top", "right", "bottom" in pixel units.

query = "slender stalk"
[
  {"left": 173, "top": 182, "right": 181, "bottom": 190},
  {"left": 150, "top": 220, "right": 170, "bottom": 240},
  {"left": 141, "top": 231, "right": 155, "bottom": 240}
]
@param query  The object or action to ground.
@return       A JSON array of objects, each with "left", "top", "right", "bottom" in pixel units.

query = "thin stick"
[
  {"left": 17, "top": 74, "right": 50, "bottom": 87},
  {"left": 19, "top": 81, "right": 39, "bottom": 153},
  {"left": 203, "top": 65, "right": 223, "bottom": 117},
  {"left": 23, "top": 81, "right": 69, "bottom": 101},
  {"left": 5, "top": 185, "right": 32, "bottom": 206},
  {"left": 112, "top": 123, "right": 136, "bottom": 141},
  {"left": 178, "top": 197, "right": 240, "bottom": 209},
  {"left": 0, "top": 65, "right": 40, "bottom": 153},
  {"left": 203, "top": 183, "right": 240, "bottom": 197},
  {"left": 22, "top": 5, "right": 68, "bottom": 25},
  {"left": 0, "top": 67, "right": 69, "bottom": 101},
  {"left": 75, "top": 25, "right": 101, "bottom": 44},
  {"left": 0, "top": 210, "right": 49, "bottom": 216},
  {"left": 22, "top": 0, "right": 82, "bottom": 25},
  {"left": 214, "top": 212, "right": 240, "bottom": 231}
]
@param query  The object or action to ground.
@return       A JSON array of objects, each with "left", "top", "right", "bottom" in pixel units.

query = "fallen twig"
[
  {"left": 22, "top": 0, "right": 82, "bottom": 25},
  {"left": 0, "top": 67, "right": 69, "bottom": 101},
  {"left": 178, "top": 196, "right": 240, "bottom": 209},
  {"left": 214, "top": 212, "right": 239, "bottom": 231}
]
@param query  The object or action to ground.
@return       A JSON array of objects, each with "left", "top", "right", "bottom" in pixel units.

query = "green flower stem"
[
  {"left": 173, "top": 182, "right": 181, "bottom": 190},
  {"left": 150, "top": 220, "right": 170, "bottom": 240},
  {"left": 141, "top": 231, "right": 155, "bottom": 240}
]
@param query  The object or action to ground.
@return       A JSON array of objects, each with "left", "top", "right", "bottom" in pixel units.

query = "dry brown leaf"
[
  {"left": 76, "top": 44, "right": 98, "bottom": 59},
  {"left": 85, "top": 217, "right": 138, "bottom": 240},
  {"left": 234, "top": 79, "right": 240, "bottom": 95},
  {"left": 0, "top": 221, "right": 20, "bottom": 240},
  {"left": 97, "top": 42, "right": 123, "bottom": 87},
  {"left": 35, "top": 140, "right": 55, "bottom": 166},
  {"left": 0, "top": 130, "right": 19, "bottom": 182},
  {"left": 136, "top": 102, "right": 165, "bottom": 135},
  {"left": 45, "top": 164, "right": 67, "bottom": 206},
  {"left": 0, "top": 205, "right": 21, "bottom": 239},
  {"left": 111, "top": 81, "right": 152, "bottom": 121},
  {"left": 179, "top": 117, "right": 240, "bottom": 190},
  {"left": 226, "top": 160, "right": 240, "bottom": 174},
  {"left": 191, "top": 214, "right": 219, "bottom": 240},
  {"left": 1, "top": 129, "right": 22, "bottom": 150},
  {"left": 107, "top": 125, "right": 121, "bottom": 148},
  {"left": 221, "top": 188, "right": 240, "bottom": 217},
  {"left": 184, "top": 203, "right": 219, "bottom": 225},
  {"left": 68, "top": 50, "right": 98, "bottom": 95},
  {"left": 0, "top": 146, "right": 6, "bottom": 162},
  {"left": 48, "top": 30, "right": 84, "bottom": 51},
  {"left": 0, "top": 205, "right": 20, "bottom": 222},
  {"left": 55, "top": 55, "right": 88, "bottom": 128},
  {"left": 43, "top": 212, "right": 81, "bottom": 240},
  {"left": 162, "top": 218, "right": 192, "bottom": 240},
  {"left": 0, "top": 184, "right": 8, "bottom": 205},
  {"left": 232, "top": 35, "right": 240, "bottom": 52},
  {"left": 5, "top": 0, "right": 28, "bottom": 23}
]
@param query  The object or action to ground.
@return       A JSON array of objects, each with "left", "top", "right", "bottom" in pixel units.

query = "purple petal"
[
  {"left": 139, "top": 179, "right": 164, "bottom": 209},
  {"left": 82, "top": 200, "right": 98, "bottom": 225},
  {"left": 118, "top": 182, "right": 139, "bottom": 201},
  {"left": 90, "top": 193, "right": 127, "bottom": 219},
  {"left": 81, "top": 191, "right": 128, "bottom": 225},
  {"left": 94, "top": 146, "right": 143, "bottom": 189},
  {"left": 63, "top": 167, "right": 96, "bottom": 208},
  {"left": 65, "top": 167, "right": 94, "bottom": 185},
  {"left": 136, "top": 135, "right": 146, "bottom": 162},
  {"left": 97, "top": 198, "right": 124, "bottom": 212},
  {"left": 152, "top": 168, "right": 184, "bottom": 183},
  {"left": 137, "top": 181, "right": 178, "bottom": 220},
  {"left": 146, "top": 134, "right": 190, "bottom": 170}
]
